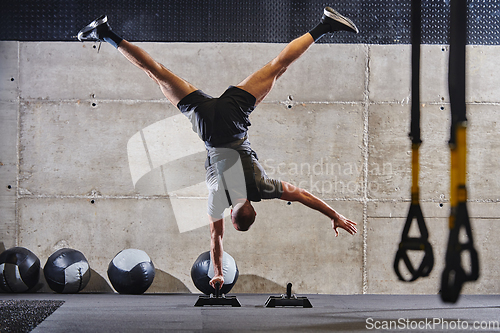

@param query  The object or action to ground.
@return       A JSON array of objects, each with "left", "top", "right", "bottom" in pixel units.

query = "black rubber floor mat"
[{"left": 0, "top": 300, "right": 64, "bottom": 333}]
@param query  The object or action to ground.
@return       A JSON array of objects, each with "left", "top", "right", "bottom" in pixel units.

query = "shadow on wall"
[
  {"left": 34, "top": 268, "right": 114, "bottom": 293},
  {"left": 34, "top": 268, "right": 190, "bottom": 294},
  {"left": 83, "top": 269, "right": 114, "bottom": 293},
  {"left": 231, "top": 274, "right": 288, "bottom": 294},
  {"left": 146, "top": 269, "right": 191, "bottom": 293},
  {"left": 0, "top": 243, "right": 5, "bottom": 293},
  {"left": 0, "top": 260, "right": 189, "bottom": 294}
]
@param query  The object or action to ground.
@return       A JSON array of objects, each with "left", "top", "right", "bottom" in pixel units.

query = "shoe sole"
[
  {"left": 77, "top": 15, "right": 108, "bottom": 41},
  {"left": 324, "top": 6, "right": 359, "bottom": 33}
]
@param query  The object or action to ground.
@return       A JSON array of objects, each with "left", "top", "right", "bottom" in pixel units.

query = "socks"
[
  {"left": 96, "top": 23, "right": 123, "bottom": 49},
  {"left": 308, "top": 23, "right": 331, "bottom": 42},
  {"left": 102, "top": 30, "right": 123, "bottom": 49}
]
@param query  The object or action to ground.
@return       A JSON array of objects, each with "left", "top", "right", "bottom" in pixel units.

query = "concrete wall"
[{"left": 0, "top": 40, "right": 499, "bottom": 294}]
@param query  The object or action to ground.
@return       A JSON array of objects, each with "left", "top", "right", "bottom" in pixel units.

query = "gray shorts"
[{"left": 205, "top": 138, "right": 283, "bottom": 219}]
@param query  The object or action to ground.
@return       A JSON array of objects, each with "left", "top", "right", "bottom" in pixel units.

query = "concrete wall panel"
[
  {"left": 0, "top": 41, "right": 19, "bottom": 102},
  {"left": 467, "top": 104, "right": 500, "bottom": 201},
  {"left": 225, "top": 200, "right": 364, "bottom": 294},
  {"left": 18, "top": 100, "right": 207, "bottom": 196},
  {"left": 0, "top": 164, "right": 17, "bottom": 249},
  {"left": 420, "top": 45, "right": 449, "bottom": 104},
  {"left": 368, "top": 44, "right": 500, "bottom": 105},
  {"left": 366, "top": 200, "right": 449, "bottom": 294},
  {"left": 467, "top": 45, "right": 500, "bottom": 103},
  {"left": 368, "top": 103, "right": 451, "bottom": 201},
  {"left": 369, "top": 45, "right": 452, "bottom": 104},
  {"left": 19, "top": 42, "right": 366, "bottom": 103},
  {"left": 266, "top": 43, "right": 367, "bottom": 103},
  {"left": 18, "top": 197, "right": 206, "bottom": 292},
  {"left": 369, "top": 45, "right": 410, "bottom": 103},
  {"left": 367, "top": 201, "right": 500, "bottom": 294},
  {"left": 249, "top": 103, "right": 365, "bottom": 199},
  {"left": 367, "top": 103, "right": 409, "bottom": 200},
  {"left": 366, "top": 211, "right": 449, "bottom": 294},
  {"left": 0, "top": 42, "right": 19, "bottom": 248},
  {"left": 19, "top": 42, "right": 163, "bottom": 101},
  {"left": 459, "top": 203, "right": 500, "bottom": 294}
]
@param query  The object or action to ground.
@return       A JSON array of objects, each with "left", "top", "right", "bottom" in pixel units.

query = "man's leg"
[
  {"left": 237, "top": 6, "right": 358, "bottom": 106},
  {"left": 117, "top": 40, "right": 197, "bottom": 106},
  {"left": 78, "top": 16, "right": 197, "bottom": 106},
  {"left": 236, "top": 33, "right": 314, "bottom": 106}
]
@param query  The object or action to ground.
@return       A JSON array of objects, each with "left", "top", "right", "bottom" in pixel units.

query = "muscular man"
[{"left": 78, "top": 6, "right": 358, "bottom": 291}]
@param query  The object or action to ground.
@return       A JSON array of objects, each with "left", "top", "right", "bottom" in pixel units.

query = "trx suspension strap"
[
  {"left": 440, "top": 0, "right": 479, "bottom": 303},
  {"left": 394, "top": 0, "right": 434, "bottom": 282}
]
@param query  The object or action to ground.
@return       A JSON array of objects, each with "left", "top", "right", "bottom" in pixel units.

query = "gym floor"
[{"left": 1, "top": 293, "right": 499, "bottom": 332}]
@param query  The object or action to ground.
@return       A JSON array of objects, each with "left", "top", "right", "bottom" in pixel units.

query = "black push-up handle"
[
  {"left": 215, "top": 282, "right": 221, "bottom": 298},
  {"left": 194, "top": 281, "right": 241, "bottom": 307}
]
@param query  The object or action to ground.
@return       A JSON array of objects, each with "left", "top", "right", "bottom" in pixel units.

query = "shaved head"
[{"left": 231, "top": 200, "right": 256, "bottom": 231}]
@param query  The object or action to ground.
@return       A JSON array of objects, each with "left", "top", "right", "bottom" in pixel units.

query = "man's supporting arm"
[
  {"left": 279, "top": 181, "right": 357, "bottom": 236},
  {"left": 209, "top": 216, "right": 225, "bottom": 289}
]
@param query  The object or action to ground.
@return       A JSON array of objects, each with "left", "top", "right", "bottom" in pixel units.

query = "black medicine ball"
[
  {"left": 107, "top": 249, "right": 155, "bottom": 294},
  {"left": 191, "top": 251, "right": 239, "bottom": 295},
  {"left": 44, "top": 248, "right": 91, "bottom": 293},
  {"left": 0, "top": 247, "right": 40, "bottom": 293}
]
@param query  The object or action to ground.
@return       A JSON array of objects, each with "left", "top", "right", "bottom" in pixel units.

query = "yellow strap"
[
  {"left": 411, "top": 143, "right": 420, "bottom": 205},
  {"left": 456, "top": 124, "right": 467, "bottom": 201},
  {"left": 449, "top": 145, "right": 458, "bottom": 208},
  {"left": 449, "top": 123, "right": 467, "bottom": 228}
]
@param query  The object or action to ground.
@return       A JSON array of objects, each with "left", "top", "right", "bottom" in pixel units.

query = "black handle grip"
[
  {"left": 394, "top": 204, "right": 434, "bottom": 282},
  {"left": 215, "top": 282, "right": 221, "bottom": 298},
  {"left": 441, "top": 202, "right": 479, "bottom": 303},
  {"left": 394, "top": 239, "right": 434, "bottom": 282}
]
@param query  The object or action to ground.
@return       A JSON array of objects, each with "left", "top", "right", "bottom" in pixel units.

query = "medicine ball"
[
  {"left": 107, "top": 249, "right": 155, "bottom": 294},
  {"left": 0, "top": 247, "right": 40, "bottom": 293},
  {"left": 191, "top": 251, "right": 239, "bottom": 295},
  {"left": 44, "top": 248, "right": 91, "bottom": 293}
]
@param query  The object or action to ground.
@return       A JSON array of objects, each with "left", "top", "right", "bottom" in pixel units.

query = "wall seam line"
[
  {"left": 361, "top": 43, "right": 371, "bottom": 294},
  {"left": 15, "top": 41, "right": 21, "bottom": 247}
]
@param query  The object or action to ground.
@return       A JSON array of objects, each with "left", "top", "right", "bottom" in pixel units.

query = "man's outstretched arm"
[
  {"left": 208, "top": 216, "right": 225, "bottom": 289},
  {"left": 279, "top": 181, "right": 357, "bottom": 236}
]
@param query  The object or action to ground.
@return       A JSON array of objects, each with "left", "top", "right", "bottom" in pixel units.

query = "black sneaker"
[
  {"left": 321, "top": 7, "right": 359, "bottom": 33},
  {"left": 77, "top": 15, "right": 110, "bottom": 41}
]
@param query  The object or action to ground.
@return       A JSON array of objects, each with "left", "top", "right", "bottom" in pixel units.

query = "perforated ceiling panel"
[{"left": 1, "top": 0, "right": 498, "bottom": 44}]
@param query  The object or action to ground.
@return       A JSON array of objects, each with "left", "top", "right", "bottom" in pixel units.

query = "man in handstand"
[{"left": 78, "top": 6, "right": 359, "bottom": 290}]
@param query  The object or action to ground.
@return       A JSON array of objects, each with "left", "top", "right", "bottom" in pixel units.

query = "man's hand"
[
  {"left": 209, "top": 275, "right": 224, "bottom": 290},
  {"left": 209, "top": 218, "right": 225, "bottom": 292},
  {"left": 332, "top": 214, "right": 357, "bottom": 237}
]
